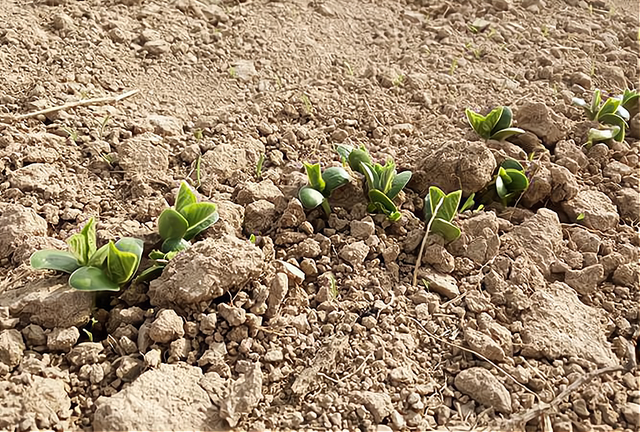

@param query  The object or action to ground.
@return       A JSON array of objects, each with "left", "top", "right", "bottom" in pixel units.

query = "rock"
[
  {"left": 8, "top": 163, "right": 62, "bottom": 195},
  {"left": 199, "top": 313, "right": 217, "bottom": 335},
  {"left": 614, "top": 188, "right": 640, "bottom": 223},
  {"left": 230, "top": 60, "right": 258, "bottom": 81},
  {"left": 339, "top": 241, "right": 369, "bottom": 266},
  {"left": 561, "top": 189, "right": 619, "bottom": 230},
  {"left": 117, "top": 133, "right": 169, "bottom": 175},
  {"left": 278, "top": 198, "right": 306, "bottom": 228},
  {"left": 350, "top": 216, "right": 376, "bottom": 239},
  {"left": 569, "top": 72, "right": 592, "bottom": 89},
  {"left": 412, "top": 141, "right": 496, "bottom": 195},
  {"left": 622, "top": 402, "right": 640, "bottom": 427},
  {"left": 233, "top": 180, "right": 285, "bottom": 207},
  {"left": 463, "top": 328, "right": 506, "bottom": 362},
  {"left": 421, "top": 272, "right": 460, "bottom": 299},
  {"left": 244, "top": 200, "right": 278, "bottom": 235},
  {"left": 46, "top": 327, "right": 79, "bottom": 352},
  {"left": 0, "top": 375, "right": 72, "bottom": 430},
  {"left": 403, "top": 10, "right": 425, "bottom": 23},
  {"left": 520, "top": 282, "right": 617, "bottom": 366},
  {"left": 146, "top": 115, "right": 183, "bottom": 137},
  {"left": 93, "top": 364, "right": 223, "bottom": 430},
  {"left": 564, "top": 264, "right": 605, "bottom": 294},
  {"left": 144, "top": 39, "right": 171, "bottom": 55},
  {"left": 354, "top": 391, "right": 394, "bottom": 423},
  {"left": 0, "top": 329, "right": 25, "bottom": 369},
  {"left": 422, "top": 243, "right": 455, "bottom": 273},
  {"left": 521, "top": 164, "right": 552, "bottom": 206},
  {"left": 149, "top": 236, "right": 264, "bottom": 308},
  {"left": 554, "top": 140, "right": 589, "bottom": 171},
  {"left": 149, "top": 309, "right": 185, "bottom": 344},
  {"left": 22, "top": 324, "right": 46, "bottom": 347},
  {"left": 454, "top": 367, "right": 511, "bottom": 413},
  {"left": 516, "top": 102, "right": 565, "bottom": 146},
  {"left": 207, "top": 200, "right": 244, "bottom": 238},
  {"left": 116, "top": 355, "right": 144, "bottom": 382},
  {"left": 569, "top": 227, "right": 601, "bottom": 253},
  {"left": 264, "top": 349, "right": 284, "bottom": 363},
  {"left": 449, "top": 212, "right": 500, "bottom": 265},
  {"left": 66, "top": 342, "right": 105, "bottom": 367},
  {"left": 2, "top": 276, "right": 93, "bottom": 328},
  {"left": 550, "top": 164, "right": 579, "bottom": 202},
  {"left": 389, "top": 366, "right": 416, "bottom": 384},
  {"left": 201, "top": 138, "right": 265, "bottom": 187},
  {"left": 501, "top": 208, "right": 563, "bottom": 276},
  {"left": 477, "top": 313, "right": 513, "bottom": 357},
  {"left": 266, "top": 273, "right": 288, "bottom": 319},
  {"left": 218, "top": 303, "right": 246, "bottom": 326},
  {"left": 0, "top": 203, "right": 48, "bottom": 259},
  {"left": 613, "top": 263, "right": 639, "bottom": 288},
  {"left": 219, "top": 362, "right": 263, "bottom": 427}
]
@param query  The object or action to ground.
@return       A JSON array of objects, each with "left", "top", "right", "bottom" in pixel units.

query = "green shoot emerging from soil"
[
  {"left": 336, "top": 144, "right": 412, "bottom": 222},
  {"left": 572, "top": 89, "right": 629, "bottom": 141},
  {"left": 298, "top": 162, "right": 350, "bottom": 215},
  {"left": 479, "top": 159, "right": 530, "bottom": 207},
  {"left": 31, "top": 218, "right": 143, "bottom": 292},
  {"left": 465, "top": 106, "right": 525, "bottom": 141}
]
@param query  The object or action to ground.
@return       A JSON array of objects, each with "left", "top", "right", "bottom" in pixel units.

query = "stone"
[
  {"left": 354, "top": 391, "right": 394, "bottom": 423},
  {"left": 516, "top": 102, "right": 565, "bottom": 146},
  {"left": 622, "top": 402, "right": 640, "bottom": 427},
  {"left": 93, "top": 364, "right": 223, "bottom": 430},
  {"left": 218, "top": 303, "right": 246, "bottom": 326},
  {"left": 149, "top": 309, "right": 185, "bottom": 344},
  {"left": 448, "top": 212, "right": 500, "bottom": 265},
  {"left": 0, "top": 204, "right": 48, "bottom": 260},
  {"left": 230, "top": 60, "right": 258, "bottom": 81},
  {"left": 550, "top": 164, "right": 579, "bottom": 202},
  {"left": 339, "top": 241, "right": 369, "bottom": 266},
  {"left": 0, "top": 329, "right": 25, "bottom": 369},
  {"left": 8, "top": 163, "right": 62, "bottom": 195},
  {"left": 569, "top": 72, "right": 592, "bottom": 89},
  {"left": 144, "top": 39, "right": 170, "bottom": 55},
  {"left": 219, "top": 362, "right": 262, "bottom": 427},
  {"left": 613, "top": 264, "right": 638, "bottom": 288},
  {"left": 264, "top": 350, "right": 284, "bottom": 363},
  {"left": 66, "top": 342, "right": 105, "bottom": 367},
  {"left": 243, "top": 199, "right": 278, "bottom": 235},
  {"left": 21, "top": 324, "right": 46, "bottom": 347},
  {"left": 463, "top": 328, "right": 506, "bottom": 362},
  {"left": 564, "top": 264, "right": 605, "bottom": 295},
  {"left": 614, "top": 188, "right": 639, "bottom": 223},
  {"left": 47, "top": 327, "right": 79, "bottom": 352},
  {"left": 561, "top": 189, "right": 619, "bottom": 230},
  {"left": 117, "top": 133, "right": 169, "bottom": 175},
  {"left": 454, "top": 367, "right": 511, "bottom": 414},
  {"left": 146, "top": 115, "right": 183, "bottom": 137},
  {"left": 233, "top": 180, "right": 285, "bottom": 207},
  {"left": 199, "top": 313, "right": 217, "bottom": 335},
  {"left": 389, "top": 366, "right": 416, "bottom": 384},
  {"left": 412, "top": 141, "right": 496, "bottom": 195},
  {"left": 422, "top": 272, "right": 460, "bottom": 299},
  {"left": 350, "top": 216, "right": 376, "bottom": 240},
  {"left": 266, "top": 273, "right": 288, "bottom": 319},
  {"left": 520, "top": 282, "right": 617, "bottom": 366},
  {"left": 201, "top": 138, "right": 265, "bottom": 187},
  {"left": 148, "top": 236, "right": 264, "bottom": 308}
]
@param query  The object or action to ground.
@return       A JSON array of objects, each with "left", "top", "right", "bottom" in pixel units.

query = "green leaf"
[
  {"left": 114, "top": 238, "right": 144, "bottom": 266},
  {"left": 158, "top": 208, "right": 189, "bottom": 241},
  {"left": 161, "top": 238, "right": 191, "bottom": 253},
  {"left": 184, "top": 209, "right": 219, "bottom": 240},
  {"left": 598, "top": 114, "right": 627, "bottom": 141},
  {"left": 388, "top": 211, "right": 402, "bottom": 222},
  {"left": 348, "top": 147, "right": 372, "bottom": 174},
  {"left": 424, "top": 186, "right": 446, "bottom": 222},
  {"left": 491, "top": 106, "right": 513, "bottom": 134},
  {"left": 465, "top": 108, "right": 489, "bottom": 139},
  {"left": 378, "top": 160, "right": 396, "bottom": 194},
  {"left": 503, "top": 169, "right": 529, "bottom": 191},
  {"left": 87, "top": 244, "right": 108, "bottom": 268},
  {"left": 135, "top": 265, "right": 165, "bottom": 283},
  {"left": 496, "top": 175, "right": 508, "bottom": 199},
  {"left": 439, "top": 190, "right": 462, "bottom": 222},
  {"left": 597, "top": 97, "right": 622, "bottom": 118},
  {"left": 616, "top": 105, "right": 630, "bottom": 122},
  {"left": 180, "top": 202, "right": 217, "bottom": 228},
  {"left": 304, "top": 162, "right": 326, "bottom": 192},
  {"left": 359, "top": 162, "right": 379, "bottom": 191},
  {"left": 334, "top": 144, "right": 354, "bottom": 163},
  {"left": 322, "top": 167, "right": 350, "bottom": 195},
  {"left": 67, "top": 218, "right": 97, "bottom": 265},
  {"left": 69, "top": 266, "right": 120, "bottom": 292},
  {"left": 431, "top": 218, "right": 462, "bottom": 242},
  {"left": 368, "top": 189, "right": 398, "bottom": 215},
  {"left": 587, "top": 127, "right": 619, "bottom": 144},
  {"left": 498, "top": 166, "right": 512, "bottom": 184},
  {"left": 175, "top": 181, "right": 197, "bottom": 213},
  {"left": 490, "top": 127, "right": 525, "bottom": 141},
  {"left": 387, "top": 170, "right": 412, "bottom": 201},
  {"left": 482, "top": 107, "right": 504, "bottom": 138},
  {"left": 106, "top": 241, "right": 139, "bottom": 285},
  {"left": 30, "top": 250, "right": 80, "bottom": 274},
  {"left": 500, "top": 159, "right": 525, "bottom": 171},
  {"left": 590, "top": 89, "right": 601, "bottom": 119},
  {"left": 299, "top": 186, "right": 326, "bottom": 210},
  {"left": 621, "top": 89, "right": 639, "bottom": 111},
  {"left": 459, "top": 193, "right": 475, "bottom": 213}
]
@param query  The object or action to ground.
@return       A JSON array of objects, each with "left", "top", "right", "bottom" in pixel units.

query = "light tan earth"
[{"left": 0, "top": 0, "right": 639, "bottom": 431}]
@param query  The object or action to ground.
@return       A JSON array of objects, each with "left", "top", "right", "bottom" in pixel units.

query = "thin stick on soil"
[
  {"left": 412, "top": 196, "right": 444, "bottom": 286},
  {"left": 2, "top": 89, "right": 139, "bottom": 123}
]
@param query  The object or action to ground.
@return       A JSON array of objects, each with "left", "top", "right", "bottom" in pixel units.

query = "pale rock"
[
  {"left": 350, "top": 216, "right": 376, "bottom": 239},
  {"left": 516, "top": 102, "right": 565, "bottom": 146},
  {"left": 66, "top": 342, "right": 105, "bottom": 367},
  {"left": 354, "top": 391, "right": 394, "bottom": 423},
  {"left": 455, "top": 367, "right": 511, "bottom": 413},
  {"left": 564, "top": 264, "right": 605, "bottom": 294},
  {"left": 47, "top": 327, "right": 79, "bottom": 352},
  {"left": 0, "top": 329, "right": 25, "bottom": 369},
  {"left": 233, "top": 180, "right": 285, "bottom": 207},
  {"left": 146, "top": 115, "right": 183, "bottom": 137},
  {"left": 561, "top": 189, "right": 619, "bottom": 230},
  {"left": 199, "top": 313, "right": 217, "bottom": 335},
  {"left": 463, "top": 327, "right": 506, "bottom": 362},
  {"left": 244, "top": 200, "right": 278, "bottom": 234},
  {"left": 219, "top": 362, "right": 263, "bottom": 427},
  {"left": 218, "top": 303, "right": 247, "bottom": 327},
  {"left": 422, "top": 272, "right": 460, "bottom": 299},
  {"left": 339, "top": 241, "right": 369, "bottom": 266},
  {"left": 149, "top": 309, "right": 185, "bottom": 344},
  {"left": 0, "top": 203, "right": 47, "bottom": 260},
  {"left": 266, "top": 273, "right": 288, "bottom": 319}
]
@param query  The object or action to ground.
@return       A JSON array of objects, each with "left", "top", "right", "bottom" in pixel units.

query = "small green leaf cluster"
[
  {"left": 298, "top": 162, "right": 350, "bottom": 214},
  {"left": 336, "top": 145, "right": 412, "bottom": 221},
  {"left": 138, "top": 181, "right": 219, "bottom": 281},
  {"left": 572, "top": 89, "right": 635, "bottom": 142},
  {"left": 423, "top": 187, "right": 475, "bottom": 242},
  {"left": 465, "top": 106, "right": 525, "bottom": 141},
  {"left": 479, "top": 159, "right": 529, "bottom": 206},
  {"left": 30, "top": 218, "right": 143, "bottom": 292}
]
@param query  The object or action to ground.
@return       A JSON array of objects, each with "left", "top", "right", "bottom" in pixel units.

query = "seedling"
[
  {"left": 256, "top": 153, "right": 265, "bottom": 180},
  {"left": 576, "top": 213, "right": 585, "bottom": 221},
  {"left": 465, "top": 106, "right": 525, "bottom": 141},
  {"left": 392, "top": 74, "right": 405, "bottom": 87},
  {"left": 300, "top": 93, "right": 313, "bottom": 115},
  {"left": 298, "top": 162, "right": 350, "bottom": 215},
  {"left": 137, "top": 182, "right": 219, "bottom": 281},
  {"left": 229, "top": 67, "right": 237, "bottom": 78},
  {"left": 423, "top": 187, "right": 474, "bottom": 242},
  {"left": 344, "top": 61, "right": 354, "bottom": 76},
  {"left": 616, "top": 88, "right": 639, "bottom": 115},
  {"left": 585, "top": 126, "right": 621, "bottom": 148},
  {"left": 193, "top": 129, "right": 204, "bottom": 141},
  {"left": 336, "top": 145, "right": 412, "bottom": 222},
  {"left": 479, "top": 159, "right": 530, "bottom": 206},
  {"left": 572, "top": 89, "right": 628, "bottom": 141},
  {"left": 30, "top": 218, "right": 143, "bottom": 291}
]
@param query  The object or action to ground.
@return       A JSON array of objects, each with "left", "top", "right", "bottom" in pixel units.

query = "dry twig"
[{"left": 412, "top": 197, "right": 444, "bottom": 286}]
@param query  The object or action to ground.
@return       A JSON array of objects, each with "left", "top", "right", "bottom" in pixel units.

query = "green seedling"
[
  {"left": 423, "top": 187, "right": 473, "bottom": 242},
  {"left": 572, "top": 89, "right": 628, "bottom": 141},
  {"left": 479, "top": 159, "right": 529, "bottom": 206},
  {"left": 137, "top": 182, "right": 219, "bottom": 281},
  {"left": 449, "top": 58, "right": 458, "bottom": 75},
  {"left": 193, "top": 129, "right": 204, "bottom": 141},
  {"left": 585, "top": 126, "right": 621, "bottom": 148},
  {"left": 229, "top": 67, "right": 237, "bottom": 78},
  {"left": 616, "top": 88, "right": 639, "bottom": 116},
  {"left": 393, "top": 74, "right": 405, "bottom": 87},
  {"left": 465, "top": 106, "right": 525, "bottom": 141},
  {"left": 30, "top": 218, "right": 143, "bottom": 292},
  {"left": 576, "top": 213, "right": 585, "bottom": 221},
  {"left": 62, "top": 127, "right": 79, "bottom": 142},
  {"left": 300, "top": 93, "right": 313, "bottom": 115},
  {"left": 336, "top": 145, "right": 412, "bottom": 221},
  {"left": 256, "top": 153, "right": 265, "bottom": 180},
  {"left": 298, "top": 162, "right": 350, "bottom": 215}
]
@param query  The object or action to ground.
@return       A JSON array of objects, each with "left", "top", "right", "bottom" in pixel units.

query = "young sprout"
[
  {"left": 465, "top": 106, "right": 525, "bottom": 141},
  {"left": 572, "top": 89, "right": 629, "bottom": 141},
  {"left": 298, "top": 163, "right": 350, "bottom": 215}
]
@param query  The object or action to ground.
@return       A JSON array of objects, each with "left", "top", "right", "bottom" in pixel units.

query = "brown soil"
[{"left": 0, "top": 0, "right": 639, "bottom": 431}]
